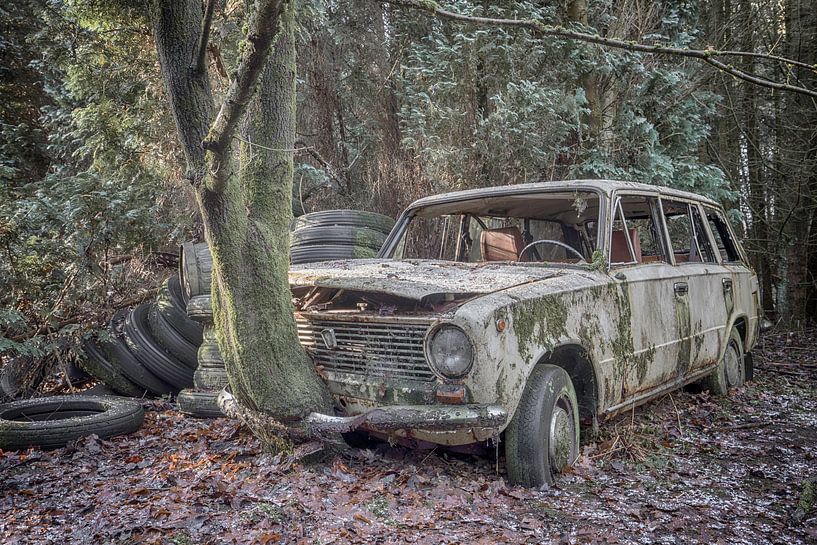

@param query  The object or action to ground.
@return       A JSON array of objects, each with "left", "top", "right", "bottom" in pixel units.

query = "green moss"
[
  {"left": 511, "top": 295, "right": 569, "bottom": 362},
  {"left": 585, "top": 249, "right": 608, "bottom": 272},
  {"left": 674, "top": 295, "right": 692, "bottom": 375}
]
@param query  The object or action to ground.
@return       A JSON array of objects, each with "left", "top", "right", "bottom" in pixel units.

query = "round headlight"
[{"left": 427, "top": 325, "right": 474, "bottom": 378}]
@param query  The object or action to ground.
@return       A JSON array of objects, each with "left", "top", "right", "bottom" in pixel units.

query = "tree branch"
[
  {"left": 191, "top": 0, "right": 218, "bottom": 75},
  {"left": 202, "top": 0, "right": 288, "bottom": 193},
  {"left": 382, "top": 0, "right": 817, "bottom": 99}
]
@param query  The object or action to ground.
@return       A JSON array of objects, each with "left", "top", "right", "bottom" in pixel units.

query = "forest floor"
[{"left": 2, "top": 330, "right": 816, "bottom": 545}]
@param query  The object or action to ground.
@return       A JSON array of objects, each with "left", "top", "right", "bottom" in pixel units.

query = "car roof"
[{"left": 407, "top": 179, "right": 721, "bottom": 210}]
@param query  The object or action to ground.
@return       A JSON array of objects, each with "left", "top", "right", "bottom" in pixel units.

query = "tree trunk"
[
  {"left": 203, "top": 5, "right": 332, "bottom": 419},
  {"left": 149, "top": 0, "right": 332, "bottom": 427}
]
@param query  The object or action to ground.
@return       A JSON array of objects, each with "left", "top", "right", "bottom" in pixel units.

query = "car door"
[
  {"left": 660, "top": 199, "right": 726, "bottom": 375},
  {"left": 607, "top": 193, "right": 690, "bottom": 401}
]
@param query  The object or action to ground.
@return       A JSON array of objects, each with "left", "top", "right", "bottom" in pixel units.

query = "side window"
[
  {"left": 704, "top": 207, "right": 741, "bottom": 263},
  {"left": 610, "top": 195, "right": 668, "bottom": 265},
  {"left": 662, "top": 200, "right": 715, "bottom": 263}
]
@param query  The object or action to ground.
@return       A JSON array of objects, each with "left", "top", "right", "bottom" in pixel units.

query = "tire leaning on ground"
[
  {"left": 106, "top": 310, "right": 176, "bottom": 396},
  {"left": 122, "top": 304, "right": 194, "bottom": 390},
  {"left": 179, "top": 242, "right": 212, "bottom": 298},
  {"left": 80, "top": 337, "right": 148, "bottom": 398},
  {"left": 505, "top": 365, "right": 580, "bottom": 488},
  {"left": 0, "top": 395, "right": 144, "bottom": 450},
  {"left": 155, "top": 276, "right": 203, "bottom": 346},
  {"left": 147, "top": 302, "right": 199, "bottom": 369},
  {"left": 704, "top": 328, "right": 745, "bottom": 395},
  {"left": 177, "top": 390, "right": 224, "bottom": 418},
  {"left": 290, "top": 209, "right": 395, "bottom": 234}
]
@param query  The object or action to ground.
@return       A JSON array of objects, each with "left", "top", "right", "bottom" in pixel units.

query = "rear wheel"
[{"left": 505, "top": 365, "right": 580, "bottom": 487}]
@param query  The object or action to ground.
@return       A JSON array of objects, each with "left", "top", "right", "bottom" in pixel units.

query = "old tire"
[
  {"left": 704, "top": 328, "right": 745, "bottom": 395},
  {"left": 186, "top": 295, "right": 213, "bottom": 323},
  {"left": 106, "top": 310, "right": 175, "bottom": 396},
  {"left": 197, "top": 326, "right": 224, "bottom": 366},
  {"left": 0, "top": 395, "right": 144, "bottom": 450},
  {"left": 290, "top": 226, "right": 387, "bottom": 251},
  {"left": 122, "top": 304, "right": 193, "bottom": 390},
  {"left": 80, "top": 337, "right": 148, "bottom": 398},
  {"left": 156, "top": 276, "right": 203, "bottom": 346},
  {"left": 193, "top": 367, "right": 228, "bottom": 391},
  {"left": 177, "top": 390, "right": 224, "bottom": 418},
  {"left": 290, "top": 210, "right": 395, "bottom": 234},
  {"left": 505, "top": 365, "right": 580, "bottom": 488},
  {"left": 290, "top": 244, "right": 377, "bottom": 265},
  {"left": 179, "top": 242, "right": 212, "bottom": 298},
  {"left": 147, "top": 302, "right": 199, "bottom": 369}
]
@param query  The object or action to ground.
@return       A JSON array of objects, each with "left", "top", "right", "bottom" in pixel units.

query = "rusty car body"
[{"left": 290, "top": 180, "right": 761, "bottom": 486}]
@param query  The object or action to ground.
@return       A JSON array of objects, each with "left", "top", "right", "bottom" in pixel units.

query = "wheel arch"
[{"left": 535, "top": 342, "right": 599, "bottom": 426}]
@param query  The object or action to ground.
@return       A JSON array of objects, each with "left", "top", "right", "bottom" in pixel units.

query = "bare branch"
[
  {"left": 191, "top": 0, "right": 218, "bottom": 75},
  {"left": 382, "top": 0, "right": 817, "bottom": 99},
  {"left": 202, "top": 0, "right": 288, "bottom": 192}
]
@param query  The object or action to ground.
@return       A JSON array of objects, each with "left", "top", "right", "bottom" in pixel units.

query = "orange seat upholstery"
[
  {"left": 480, "top": 226, "right": 524, "bottom": 261},
  {"left": 611, "top": 228, "right": 642, "bottom": 263}
]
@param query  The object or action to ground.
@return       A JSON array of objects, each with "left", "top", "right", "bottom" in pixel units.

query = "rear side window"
[
  {"left": 662, "top": 200, "right": 716, "bottom": 264},
  {"left": 704, "top": 207, "right": 742, "bottom": 263}
]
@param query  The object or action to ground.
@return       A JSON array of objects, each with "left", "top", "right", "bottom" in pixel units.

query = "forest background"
[{"left": 1, "top": 0, "right": 815, "bottom": 384}]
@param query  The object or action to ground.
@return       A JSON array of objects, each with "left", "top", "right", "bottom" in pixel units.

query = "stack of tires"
[
  {"left": 289, "top": 210, "right": 394, "bottom": 264},
  {"left": 80, "top": 276, "right": 203, "bottom": 397},
  {"left": 178, "top": 243, "right": 226, "bottom": 418}
]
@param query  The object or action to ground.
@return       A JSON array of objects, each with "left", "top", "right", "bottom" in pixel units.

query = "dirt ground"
[{"left": 1, "top": 330, "right": 816, "bottom": 544}]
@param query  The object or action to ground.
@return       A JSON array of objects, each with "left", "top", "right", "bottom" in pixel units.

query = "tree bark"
[
  {"left": 149, "top": 0, "right": 332, "bottom": 426},
  {"left": 203, "top": 4, "right": 332, "bottom": 419}
]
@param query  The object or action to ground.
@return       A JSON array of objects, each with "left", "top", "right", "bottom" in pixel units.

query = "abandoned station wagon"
[{"left": 289, "top": 180, "right": 761, "bottom": 487}]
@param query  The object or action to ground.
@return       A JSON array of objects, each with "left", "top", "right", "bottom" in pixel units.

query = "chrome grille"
[{"left": 296, "top": 316, "right": 434, "bottom": 382}]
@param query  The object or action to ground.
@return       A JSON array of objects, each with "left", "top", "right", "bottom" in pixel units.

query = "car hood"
[{"left": 289, "top": 259, "right": 569, "bottom": 303}]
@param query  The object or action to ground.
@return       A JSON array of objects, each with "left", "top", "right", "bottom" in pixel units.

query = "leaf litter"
[{"left": 1, "top": 329, "right": 816, "bottom": 544}]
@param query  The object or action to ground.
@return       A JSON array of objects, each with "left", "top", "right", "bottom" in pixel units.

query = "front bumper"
[{"left": 305, "top": 403, "right": 507, "bottom": 435}]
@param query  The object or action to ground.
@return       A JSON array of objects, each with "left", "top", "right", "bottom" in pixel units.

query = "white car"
[{"left": 290, "top": 180, "right": 762, "bottom": 487}]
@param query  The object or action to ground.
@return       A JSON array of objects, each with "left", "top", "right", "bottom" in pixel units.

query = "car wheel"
[
  {"left": 80, "top": 337, "right": 149, "bottom": 398},
  {"left": 705, "top": 328, "right": 745, "bottom": 395},
  {"left": 505, "top": 364, "right": 580, "bottom": 488},
  {"left": 186, "top": 295, "right": 213, "bottom": 324},
  {"left": 179, "top": 242, "right": 213, "bottom": 298},
  {"left": 193, "top": 367, "right": 229, "bottom": 390},
  {"left": 147, "top": 302, "right": 199, "bottom": 369}
]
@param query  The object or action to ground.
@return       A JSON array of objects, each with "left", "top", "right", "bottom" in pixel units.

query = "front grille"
[{"left": 296, "top": 316, "right": 435, "bottom": 382}]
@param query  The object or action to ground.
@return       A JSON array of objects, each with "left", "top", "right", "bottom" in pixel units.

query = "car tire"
[
  {"left": 179, "top": 242, "right": 212, "bottom": 298},
  {"left": 177, "top": 389, "right": 224, "bottom": 418},
  {"left": 80, "top": 337, "right": 149, "bottom": 398},
  {"left": 704, "top": 328, "right": 745, "bottom": 395},
  {"left": 186, "top": 295, "right": 213, "bottom": 324},
  {"left": 290, "top": 244, "right": 377, "bottom": 265},
  {"left": 106, "top": 310, "right": 176, "bottom": 396},
  {"left": 0, "top": 395, "right": 145, "bottom": 450},
  {"left": 147, "top": 302, "right": 199, "bottom": 369},
  {"left": 122, "top": 304, "right": 194, "bottom": 390},
  {"left": 156, "top": 277, "right": 203, "bottom": 346},
  {"left": 197, "top": 326, "right": 224, "bottom": 363},
  {"left": 194, "top": 367, "right": 229, "bottom": 390},
  {"left": 290, "top": 226, "right": 387, "bottom": 252},
  {"left": 290, "top": 210, "right": 395, "bottom": 234},
  {"left": 505, "top": 365, "right": 580, "bottom": 488}
]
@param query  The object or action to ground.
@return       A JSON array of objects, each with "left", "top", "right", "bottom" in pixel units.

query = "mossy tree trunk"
[{"left": 149, "top": 0, "right": 332, "bottom": 427}]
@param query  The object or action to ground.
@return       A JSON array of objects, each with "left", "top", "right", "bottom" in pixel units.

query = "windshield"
[{"left": 388, "top": 191, "right": 601, "bottom": 264}]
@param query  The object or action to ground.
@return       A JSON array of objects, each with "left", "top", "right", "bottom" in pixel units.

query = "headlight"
[{"left": 427, "top": 325, "right": 474, "bottom": 378}]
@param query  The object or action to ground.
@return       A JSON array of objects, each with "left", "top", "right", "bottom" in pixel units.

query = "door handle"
[
  {"left": 722, "top": 278, "right": 733, "bottom": 291},
  {"left": 674, "top": 282, "right": 689, "bottom": 295}
]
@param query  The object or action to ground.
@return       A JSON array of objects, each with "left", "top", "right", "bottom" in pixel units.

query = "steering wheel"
[{"left": 518, "top": 240, "right": 586, "bottom": 263}]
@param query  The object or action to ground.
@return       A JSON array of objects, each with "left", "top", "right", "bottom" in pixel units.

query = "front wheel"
[
  {"left": 705, "top": 328, "right": 745, "bottom": 395},
  {"left": 506, "top": 365, "right": 580, "bottom": 487}
]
